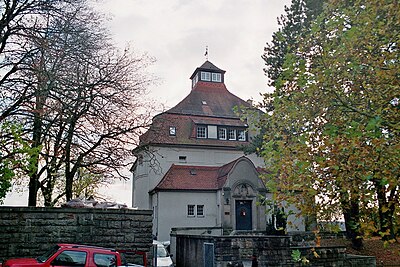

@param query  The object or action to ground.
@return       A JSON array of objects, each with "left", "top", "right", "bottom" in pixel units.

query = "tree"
[
  {"left": 0, "top": 0, "right": 69, "bottom": 203},
  {"left": 1, "top": 0, "right": 156, "bottom": 206},
  {"left": 27, "top": 1, "right": 155, "bottom": 206},
  {"left": 262, "top": 0, "right": 324, "bottom": 87},
  {"left": 0, "top": 0, "right": 76, "bottom": 122},
  {"left": 260, "top": 0, "right": 399, "bottom": 248}
]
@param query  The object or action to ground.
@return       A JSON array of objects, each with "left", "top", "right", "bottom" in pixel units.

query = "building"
[{"left": 131, "top": 61, "right": 303, "bottom": 241}]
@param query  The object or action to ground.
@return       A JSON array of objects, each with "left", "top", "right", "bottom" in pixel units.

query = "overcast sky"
[
  {"left": 98, "top": 0, "right": 291, "bottom": 108},
  {"left": 3, "top": 0, "right": 291, "bottom": 206}
]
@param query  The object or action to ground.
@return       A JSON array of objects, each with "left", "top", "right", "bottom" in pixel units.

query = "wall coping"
[
  {"left": 0, "top": 206, "right": 152, "bottom": 215},
  {"left": 172, "top": 233, "right": 291, "bottom": 240},
  {"left": 346, "top": 254, "right": 376, "bottom": 260}
]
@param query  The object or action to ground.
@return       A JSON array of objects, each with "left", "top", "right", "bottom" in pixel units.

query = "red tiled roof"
[
  {"left": 153, "top": 165, "right": 221, "bottom": 191},
  {"left": 153, "top": 157, "right": 251, "bottom": 192},
  {"left": 137, "top": 63, "right": 260, "bottom": 149},
  {"left": 191, "top": 117, "right": 247, "bottom": 127},
  {"left": 139, "top": 113, "right": 249, "bottom": 147},
  {"left": 167, "top": 81, "right": 251, "bottom": 118}
]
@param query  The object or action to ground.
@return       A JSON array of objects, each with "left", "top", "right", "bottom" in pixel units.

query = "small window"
[
  {"left": 169, "top": 126, "right": 176, "bottom": 136},
  {"left": 94, "top": 253, "right": 117, "bottom": 267},
  {"left": 179, "top": 156, "right": 187, "bottom": 163},
  {"left": 228, "top": 129, "right": 236, "bottom": 140},
  {"left": 188, "top": 205, "right": 195, "bottom": 216},
  {"left": 201, "top": 71, "right": 211, "bottom": 81},
  {"left": 212, "top": 73, "right": 221, "bottom": 82},
  {"left": 197, "top": 205, "right": 204, "bottom": 217},
  {"left": 238, "top": 129, "right": 246, "bottom": 141},
  {"left": 218, "top": 128, "right": 227, "bottom": 140},
  {"left": 197, "top": 125, "right": 207, "bottom": 138},
  {"left": 192, "top": 73, "right": 199, "bottom": 88}
]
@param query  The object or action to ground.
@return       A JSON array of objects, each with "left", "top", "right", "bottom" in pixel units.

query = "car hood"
[{"left": 3, "top": 258, "right": 40, "bottom": 266}]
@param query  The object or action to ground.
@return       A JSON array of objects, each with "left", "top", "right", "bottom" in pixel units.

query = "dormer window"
[
  {"left": 195, "top": 123, "right": 247, "bottom": 142},
  {"left": 169, "top": 126, "right": 176, "bottom": 136},
  {"left": 197, "top": 125, "right": 207, "bottom": 138},
  {"left": 238, "top": 129, "right": 246, "bottom": 141},
  {"left": 228, "top": 129, "right": 236, "bottom": 140},
  {"left": 218, "top": 128, "right": 227, "bottom": 140}
]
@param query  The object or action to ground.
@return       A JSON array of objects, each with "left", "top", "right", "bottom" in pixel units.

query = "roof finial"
[{"left": 204, "top": 45, "right": 208, "bottom": 61}]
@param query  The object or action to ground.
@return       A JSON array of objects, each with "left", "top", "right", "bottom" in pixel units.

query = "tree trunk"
[
  {"left": 342, "top": 197, "right": 363, "bottom": 249},
  {"left": 376, "top": 184, "right": 396, "bottom": 240},
  {"left": 41, "top": 174, "right": 56, "bottom": 207},
  {"left": 28, "top": 174, "right": 39, "bottom": 206},
  {"left": 28, "top": 105, "right": 42, "bottom": 207}
]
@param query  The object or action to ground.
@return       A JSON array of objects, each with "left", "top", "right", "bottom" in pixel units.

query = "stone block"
[{"left": 0, "top": 207, "right": 153, "bottom": 261}]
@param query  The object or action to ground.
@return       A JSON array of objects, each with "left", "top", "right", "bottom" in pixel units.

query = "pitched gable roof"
[
  {"left": 153, "top": 165, "right": 221, "bottom": 191},
  {"left": 152, "top": 156, "right": 252, "bottom": 192}
]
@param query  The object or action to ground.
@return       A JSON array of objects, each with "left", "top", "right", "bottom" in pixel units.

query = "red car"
[{"left": 2, "top": 243, "right": 147, "bottom": 267}]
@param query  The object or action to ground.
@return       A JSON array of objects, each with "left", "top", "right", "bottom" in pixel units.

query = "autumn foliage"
[{"left": 261, "top": 0, "right": 399, "bottom": 248}]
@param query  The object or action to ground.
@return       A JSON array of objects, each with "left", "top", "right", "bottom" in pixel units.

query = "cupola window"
[
  {"left": 192, "top": 73, "right": 199, "bottom": 88},
  {"left": 201, "top": 71, "right": 211, "bottom": 81},
  {"left": 212, "top": 73, "right": 221, "bottom": 82}
]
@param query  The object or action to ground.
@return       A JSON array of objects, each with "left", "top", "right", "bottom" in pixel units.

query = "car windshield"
[
  {"left": 156, "top": 246, "right": 169, "bottom": 258},
  {"left": 36, "top": 245, "right": 60, "bottom": 263}
]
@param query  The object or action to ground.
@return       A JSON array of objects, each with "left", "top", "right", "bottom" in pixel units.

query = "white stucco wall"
[
  {"left": 132, "top": 145, "right": 264, "bottom": 209},
  {"left": 153, "top": 191, "right": 218, "bottom": 241},
  {"left": 133, "top": 147, "right": 307, "bottom": 235},
  {"left": 132, "top": 159, "right": 150, "bottom": 209}
]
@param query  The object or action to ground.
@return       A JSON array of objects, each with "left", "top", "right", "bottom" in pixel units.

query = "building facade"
[{"left": 131, "top": 61, "right": 303, "bottom": 241}]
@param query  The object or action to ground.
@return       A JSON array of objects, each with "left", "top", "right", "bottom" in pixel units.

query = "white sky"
[
  {"left": 3, "top": 0, "right": 291, "bottom": 206},
  {"left": 98, "top": 0, "right": 290, "bottom": 108}
]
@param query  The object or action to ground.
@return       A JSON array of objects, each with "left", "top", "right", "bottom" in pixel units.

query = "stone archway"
[{"left": 232, "top": 182, "right": 256, "bottom": 230}]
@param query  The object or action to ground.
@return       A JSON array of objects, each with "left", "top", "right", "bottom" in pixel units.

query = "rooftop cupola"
[{"left": 190, "top": 61, "right": 226, "bottom": 89}]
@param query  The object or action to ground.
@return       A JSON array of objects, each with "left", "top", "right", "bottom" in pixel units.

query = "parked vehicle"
[
  {"left": 153, "top": 241, "right": 173, "bottom": 267},
  {"left": 1, "top": 243, "right": 147, "bottom": 267}
]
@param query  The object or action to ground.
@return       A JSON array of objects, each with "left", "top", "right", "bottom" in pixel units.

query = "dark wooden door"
[{"left": 235, "top": 200, "right": 252, "bottom": 230}]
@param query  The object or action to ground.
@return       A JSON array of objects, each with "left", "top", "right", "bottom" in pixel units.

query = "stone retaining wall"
[
  {"left": 0, "top": 207, "right": 153, "bottom": 263},
  {"left": 173, "top": 233, "right": 376, "bottom": 267}
]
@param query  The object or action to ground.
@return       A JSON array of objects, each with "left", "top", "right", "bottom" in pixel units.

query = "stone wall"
[
  {"left": 173, "top": 233, "right": 376, "bottom": 267},
  {"left": 0, "top": 207, "right": 153, "bottom": 263}
]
